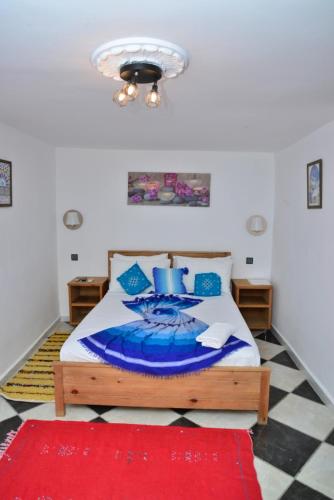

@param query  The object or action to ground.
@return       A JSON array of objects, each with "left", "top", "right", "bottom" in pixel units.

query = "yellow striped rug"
[{"left": 0, "top": 332, "right": 70, "bottom": 403}]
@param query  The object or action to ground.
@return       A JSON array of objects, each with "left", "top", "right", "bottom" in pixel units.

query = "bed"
[{"left": 54, "top": 251, "right": 270, "bottom": 424}]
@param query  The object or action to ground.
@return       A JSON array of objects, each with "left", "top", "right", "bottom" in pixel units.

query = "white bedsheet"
[{"left": 60, "top": 291, "right": 260, "bottom": 367}]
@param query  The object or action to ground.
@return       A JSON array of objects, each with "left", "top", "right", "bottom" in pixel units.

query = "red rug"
[{"left": 0, "top": 419, "right": 261, "bottom": 500}]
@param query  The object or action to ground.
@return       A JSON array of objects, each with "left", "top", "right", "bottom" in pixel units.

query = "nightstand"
[
  {"left": 232, "top": 279, "right": 272, "bottom": 330},
  {"left": 68, "top": 277, "right": 109, "bottom": 326}
]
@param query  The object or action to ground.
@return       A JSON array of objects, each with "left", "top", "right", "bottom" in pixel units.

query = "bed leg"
[
  {"left": 53, "top": 363, "right": 65, "bottom": 417},
  {"left": 257, "top": 368, "right": 270, "bottom": 425}
]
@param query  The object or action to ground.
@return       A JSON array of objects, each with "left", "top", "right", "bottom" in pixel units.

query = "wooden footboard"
[{"left": 53, "top": 362, "right": 270, "bottom": 424}]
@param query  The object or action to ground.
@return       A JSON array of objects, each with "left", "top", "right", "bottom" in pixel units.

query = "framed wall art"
[
  {"left": 307, "top": 159, "right": 322, "bottom": 209},
  {"left": 128, "top": 172, "right": 211, "bottom": 207},
  {"left": 0, "top": 159, "right": 12, "bottom": 207}
]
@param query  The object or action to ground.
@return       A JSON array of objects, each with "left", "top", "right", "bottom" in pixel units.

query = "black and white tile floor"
[{"left": 1, "top": 327, "right": 333, "bottom": 499}]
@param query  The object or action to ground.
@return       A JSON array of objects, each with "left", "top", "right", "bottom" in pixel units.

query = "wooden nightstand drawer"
[
  {"left": 232, "top": 279, "right": 272, "bottom": 330},
  {"left": 68, "top": 277, "right": 108, "bottom": 326}
]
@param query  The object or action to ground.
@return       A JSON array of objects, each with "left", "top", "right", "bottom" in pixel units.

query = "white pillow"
[
  {"left": 113, "top": 253, "right": 168, "bottom": 261},
  {"left": 109, "top": 257, "right": 171, "bottom": 293},
  {"left": 173, "top": 255, "right": 233, "bottom": 294}
]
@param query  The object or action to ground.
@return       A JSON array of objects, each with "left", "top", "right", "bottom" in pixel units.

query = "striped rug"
[{"left": 0, "top": 332, "right": 70, "bottom": 403}]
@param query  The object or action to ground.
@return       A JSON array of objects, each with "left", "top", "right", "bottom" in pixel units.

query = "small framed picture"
[
  {"left": 0, "top": 159, "right": 12, "bottom": 207},
  {"left": 307, "top": 159, "right": 322, "bottom": 209}
]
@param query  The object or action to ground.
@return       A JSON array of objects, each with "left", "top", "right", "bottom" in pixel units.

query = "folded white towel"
[
  {"left": 196, "top": 322, "right": 236, "bottom": 349},
  {"left": 201, "top": 340, "right": 228, "bottom": 349}
]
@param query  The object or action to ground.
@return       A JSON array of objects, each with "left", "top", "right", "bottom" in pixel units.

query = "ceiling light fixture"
[{"left": 91, "top": 37, "right": 189, "bottom": 109}]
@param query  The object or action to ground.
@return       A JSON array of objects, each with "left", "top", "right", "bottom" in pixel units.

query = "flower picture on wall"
[
  {"left": 128, "top": 172, "right": 211, "bottom": 207},
  {"left": 307, "top": 159, "right": 322, "bottom": 209},
  {"left": 0, "top": 159, "right": 12, "bottom": 207}
]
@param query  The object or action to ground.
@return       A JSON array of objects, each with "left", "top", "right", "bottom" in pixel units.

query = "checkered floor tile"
[{"left": 1, "top": 328, "right": 334, "bottom": 499}]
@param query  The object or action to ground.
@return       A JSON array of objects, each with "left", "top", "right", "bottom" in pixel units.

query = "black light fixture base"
[{"left": 120, "top": 62, "right": 162, "bottom": 84}]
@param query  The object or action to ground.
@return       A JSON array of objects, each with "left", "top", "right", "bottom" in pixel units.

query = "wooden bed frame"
[{"left": 54, "top": 250, "right": 270, "bottom": 424}]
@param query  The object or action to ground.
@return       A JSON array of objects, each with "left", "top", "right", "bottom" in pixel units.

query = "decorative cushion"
[
  {"left": 153, "top": 267, "right": 188, "bottom": 294},
  {"left": 109, "top": 257, "right": 170, "bottom": 293},
  {"left": 117, "top": 263, "right": 152, "bottom": 295},
  {"left": 194, "top": 273, "right": 222, "bottom": 296},
  {"left": 173, "top": 255, "right": 232, "bottom": 294}
]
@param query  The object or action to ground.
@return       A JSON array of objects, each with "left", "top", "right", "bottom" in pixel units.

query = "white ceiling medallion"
[
  {"left": 91, "top": 37, "right": 189, "bottom": 108},
  {"left": 91, "top": 37, "right": 189, "bottom": 81}
]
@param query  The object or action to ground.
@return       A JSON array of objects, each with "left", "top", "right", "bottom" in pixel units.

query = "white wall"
[
  {"left": 56, "top": 148, "right": 275, "bottom": 315},
  {"left": 272, "top": 120, "right": 334, "bottom": 403},
  {"left": 0, "top": 122, "right": 59, "bottom": 378}
]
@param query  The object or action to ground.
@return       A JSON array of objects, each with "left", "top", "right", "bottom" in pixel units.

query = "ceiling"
[{"left": 1, "top": 0, "right": 334, "bottom": 151}]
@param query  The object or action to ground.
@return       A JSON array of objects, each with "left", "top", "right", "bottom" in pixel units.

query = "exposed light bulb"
[
  {"left": 123, "top": 82, "right": 139, "bottom": 100},
  {"left": 113, "top": 88, "right": 128, "bottom": 107},
  {"left": 145, "top": 82, "right": 161, "bottom": 108}
]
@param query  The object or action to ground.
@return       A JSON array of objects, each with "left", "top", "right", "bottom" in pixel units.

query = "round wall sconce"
[
  {"left": 246, "top": 215, "right": 267, "bottom": 236},
  {"left": 63, "top": 209, "right": 83, "bottom": 230}
]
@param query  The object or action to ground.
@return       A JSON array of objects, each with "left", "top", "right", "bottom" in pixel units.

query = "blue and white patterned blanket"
[{"left": 79, "top": 294, "right": 250, "bottom": 376}]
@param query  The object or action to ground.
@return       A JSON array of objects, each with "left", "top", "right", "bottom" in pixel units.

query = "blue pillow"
[
  {"left": 117, "top": 263, "right": 152, "bottom": 295},
  {"left": 194, "top": 272, "right": 221, "bottom": 296},
  {"left": 153, "top": 267, "right": 188, "bottom": 294}
]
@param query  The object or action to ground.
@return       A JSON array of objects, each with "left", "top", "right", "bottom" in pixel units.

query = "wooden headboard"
[{"left": 107, "top": 250, "right": 231, "bottom": 281}]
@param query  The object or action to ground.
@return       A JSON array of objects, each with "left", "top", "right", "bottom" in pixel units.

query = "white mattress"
[{"left": 60, "top": 291, "right": 260, "bottom": 367}]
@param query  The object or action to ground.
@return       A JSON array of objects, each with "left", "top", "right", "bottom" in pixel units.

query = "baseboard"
[
  {"left": 0, "top": 316, "right": 60, "bottom": 385},
  {"left": 60, "top": 315, "right": 69, "bottom": 322},
  {"left": 272, "top": 324, "right": 334, "bottom": 407}
]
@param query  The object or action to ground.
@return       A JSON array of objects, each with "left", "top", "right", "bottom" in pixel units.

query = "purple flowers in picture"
[{"left": 128, "top": 172, "right": 211, "bottom": 207}]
